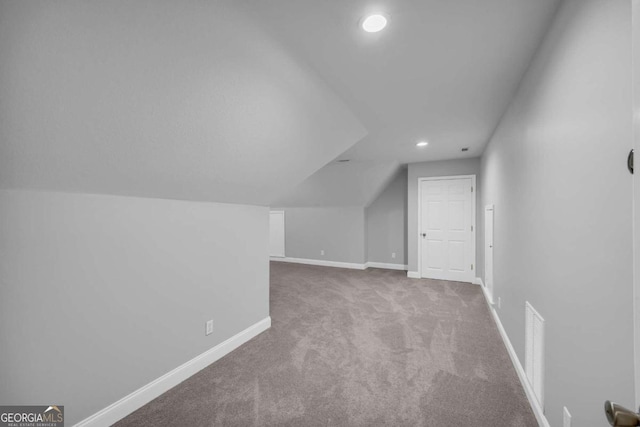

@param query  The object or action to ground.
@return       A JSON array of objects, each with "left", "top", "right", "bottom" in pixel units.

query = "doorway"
[
  {"left": 269, "top": 211, "right": 285, "bottom": 258},
  {"left": 633, "top": 0, "right": 640, "bottom": 406},
  {"left": 485, "top": 205, "right": 495, "bottom": 302},
  {"left": 418, "top": 175, "right": 476, "bottom": 283}
]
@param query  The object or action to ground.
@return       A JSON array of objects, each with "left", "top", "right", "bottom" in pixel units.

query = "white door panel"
[
  {"left": 427, "top": 201, "right": 443, "bottom": 230},
  {"left": 448, "top": 240, "right": 466, "bottom": 272},
  {"left": 425, "top": 181, "right": 444, "bottom": 195},
  {"left": 447, "top": 180, "right": 466, "bottom": 195},
  {"left": 426, "top": 240, "right": 444, "bottom": 271},
  {"left": 448, "top": 201, "right": 465, "bottom": 230},
  {"left": 420, "top": 177, "right": 474, "bottom": 282}
]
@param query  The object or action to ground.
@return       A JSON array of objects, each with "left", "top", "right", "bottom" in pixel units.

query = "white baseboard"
[
  {"left": 407, "top": 272, "right": 482, "bottom": 284},
  {"left": 270, "top": 256, "right": 366, "bottom": 270},
  {"left": 271, "top": 258, "right": 410, "bottom": 273},
  {"left": 479, "top": 286, "right": 549, "bottom": 427},
  {"left": 74, "top": 317, "right": 271, "bottom": 427},
  {"left": 365, "top": 262, "right": 408, "bottom": 271}
]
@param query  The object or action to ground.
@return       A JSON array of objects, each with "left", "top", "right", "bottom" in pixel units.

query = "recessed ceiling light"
[
  {"left": 362, "top": 14, "right": 387, "bottom": 33},
  {"left": 416, "top": 141, "right": 429, "bottom": 147}
]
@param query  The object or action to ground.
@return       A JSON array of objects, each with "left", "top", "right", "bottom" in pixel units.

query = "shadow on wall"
[{"left": 366, "top": 168, "right": 409, "bottom": 266}]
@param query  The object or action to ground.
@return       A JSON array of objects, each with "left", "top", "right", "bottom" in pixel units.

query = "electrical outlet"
[
  {"left": 563, "top": 407, "right": 571, "bottom": 427},
  {"left": 205, "top": 320, "right": 214, "bottom": 336},
  {"left": 391, "top": 252, "right": 396, "bottom": 259},
  {"left": 497, "top": 297, "right": 501, "bottom": 309},
  {"left": 320, "top": 250, "right": 324, "bottom": 256}
]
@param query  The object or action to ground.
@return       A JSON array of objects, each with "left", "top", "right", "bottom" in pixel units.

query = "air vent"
[
  {"left": 337, "top": 159, "right": 350, "bottom": 163},
  {"left": 461, "top": 148, "right": 469, "bottom": 152}
]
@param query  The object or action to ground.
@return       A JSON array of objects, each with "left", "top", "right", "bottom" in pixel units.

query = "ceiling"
[
  {"left": 0, "top": 0, "right": 561, "bottom": 206},
  {"left": 273, "top": 160, "right": 401, "bottom": 207},
  {"left": 243, "top": 0, "right": 561, "bottom": 206},
  {"left": 0, "top": 0, "right": 366, "bottom": 205},
  {"left": 243, "top": 0, "right": 560, "bottom": 163}
]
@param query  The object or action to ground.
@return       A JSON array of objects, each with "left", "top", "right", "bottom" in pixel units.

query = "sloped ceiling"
[
  {"left": 273, "top": 160, "right": 400, "bottom": 208},
  {"left": 0, "top": 0, "right": 366, "bottom": 205},
  {"left": 242, "top": 0, "right": 560, "bottom": 207},
  {"left": 0, "top": 0, "right": 561, "bottom": 207}
]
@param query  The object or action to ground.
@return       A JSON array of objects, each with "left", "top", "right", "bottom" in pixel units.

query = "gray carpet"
[{"left": 115, "top": 262, "right": 537, "bottom": 426}]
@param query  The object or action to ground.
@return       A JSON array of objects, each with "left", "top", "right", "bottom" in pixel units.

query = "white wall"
[
  {"left": 366, "top": 169, "right": 408, "bottom": 265},
  {"left": 275, "top": 207, "right": 366, "bottom": 264},
  {"left": 278, "top": 160, "right": 478, "bottom": 270},
  {"left": 481, "top": 0, "right": 634, "bottom": 424},
  {"left": 407, "top": 158, "right": 482, "bottom": 274},
  {"left": 0, "top": 190, "right": 270, "bottom": 425},
  {"left": 277, "top": 170, "right": 409, "bottom": 267}
]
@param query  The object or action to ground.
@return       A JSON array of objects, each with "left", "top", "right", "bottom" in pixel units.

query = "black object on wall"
[{"left": 628, "top": 149, "right": 634, "bottom": 175}]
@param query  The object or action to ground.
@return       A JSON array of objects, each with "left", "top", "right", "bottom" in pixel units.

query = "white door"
[
  {"left": 484, "top": 205, "right": 495, "bottom": 302},
  {"left": 633, "top": 0, "right": 640, "bottom": 406},
  {"left": 419, "top": 177, "right": 475, "bottom": 282},
  {"left": 269, "top": 211, "right": 285, "bottom": 258}
]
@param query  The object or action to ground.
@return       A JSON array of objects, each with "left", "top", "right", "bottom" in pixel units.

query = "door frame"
[
  {"left": 417, "top": 174, "right": 477, "bottom": 281},
  {"left": 269, "top": 210, "right": 286, "bottom": 258},
  {"left": 484, "top": 204, "right": 495, "bottom": 302},
  {"left": 633, "top": 0, "right": 640, "bottom": 406}
]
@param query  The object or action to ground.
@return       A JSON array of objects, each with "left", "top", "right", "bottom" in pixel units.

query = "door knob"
[
  {"left": 421, "top": 233, "right": 426, "bottom": 238},
  {"left": 605, "top": 400, "right": 640, "bottom": 426}
]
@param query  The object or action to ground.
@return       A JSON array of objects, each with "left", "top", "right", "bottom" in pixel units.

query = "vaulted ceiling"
[
  {"left": 247, "top": 0, "right": 561, "bottom": 206},
  {"left": 0, "top": 0, "right": 366, "bottom": 205},
  {"left": 0, "top": 0, "right": 560, "bottom": 206}
]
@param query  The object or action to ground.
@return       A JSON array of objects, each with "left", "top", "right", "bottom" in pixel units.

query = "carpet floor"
[{"left": 115, "top": 262, "right": 537, "bottom": 426}]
